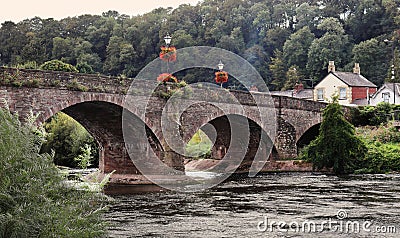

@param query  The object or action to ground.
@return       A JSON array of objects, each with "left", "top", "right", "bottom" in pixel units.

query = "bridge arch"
[
  {"left": 296, "top": 123, "right": 320, "bottom": 153},
  {"left": 36, "top": 94, "right": 163, "bottom": 175},
  {"left": 186, "top": 113, "right": 277, "bottom": 172}
]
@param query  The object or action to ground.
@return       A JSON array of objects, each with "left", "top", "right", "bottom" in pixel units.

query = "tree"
[
  {"left": 52, "top": 37, "right": 75, "bottom": 63},
  {"left": 283, "top": 65, "right": 301, "bottom": 90},
  {"left": 41, "top": 112, "right": 98, "bottom": 168},
  {"left": 302, "top": 96, "right": 367, "bottom": 174},
  {"left": 269, "top": 50, "right": 287, "bottom": 90},
  {"left": 306, "top": 17, "right": 351, "bottom": 81},
  {"left": 347, "top": 0, "right": 395, "bottom": 43},
  {"left": 172, "top": 29, "right": 196, "bottom": 48},
  {"left": 352, "top": 38, "right": 389, "bottom": 86},
  {"left": 295, "top": 3, "right": 319, "bottom": 30},
  {"left": 283, "top": 26, "right": 315, "bottom": 78}
]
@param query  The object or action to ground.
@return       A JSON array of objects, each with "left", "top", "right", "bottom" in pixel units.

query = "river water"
[{"left": 103, "top": 172, "right": 400, "bottom": 237}]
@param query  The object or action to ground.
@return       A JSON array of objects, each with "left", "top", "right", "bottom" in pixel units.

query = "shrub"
[
  {"left": 40, "top": 60, "right": 78, "bottom": 72},
  {"left": 67, "top": 79, "right": 89, "bottom": 92},
  {"left": 0, "top": 108, "right": 107, "bottom": 237},
  {"left": 16, "top": 61, "right": 38, "bottom": 70},
  {"left": 350, "top": 102, "right": 394, "bottom": 126},
  {"left": 76, "top": 62, "right": 94, "bottom": 74},
  {"left": 355, "top": 141, "right": 400, "bottom": 174},
  {"left": 300, "top": 96, "right": 367, "bottom": 174}
]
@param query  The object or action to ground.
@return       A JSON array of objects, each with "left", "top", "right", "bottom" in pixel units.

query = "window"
[
  {"left": 317, "top": 89, "right": 324, "bottom": 101},
  {"left": 339, "top": 87, "right": 347, "bottom": 100},
  {"left": 383, "top": 92, "right": 390, "bottom": 103}
]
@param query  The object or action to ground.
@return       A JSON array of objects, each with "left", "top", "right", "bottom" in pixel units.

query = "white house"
[
  {"left": 313, "top": 61, "right": 377, "bottom": 105},
  {"left": 370, "top": 83, "right": 400, "bottom": 105}
]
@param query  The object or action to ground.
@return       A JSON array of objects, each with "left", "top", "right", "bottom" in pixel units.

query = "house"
[
  {"left": 270, "top": 83, "right": 314, "bottom": 100},
  {"left": 370, "top": 83, "right": 400, "bottom": 105},
  {"left": 313, "top": 61, "right": 377, "bottom": 105}
]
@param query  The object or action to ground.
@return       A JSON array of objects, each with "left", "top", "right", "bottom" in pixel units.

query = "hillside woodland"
[{"left": 1, "top": 0, "right": 400, "bottom": 90}]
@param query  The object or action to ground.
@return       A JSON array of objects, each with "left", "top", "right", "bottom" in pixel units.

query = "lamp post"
[
  {"left": 164, "top": 33, "right": 172, "bottom": 73},
  {"left": 164, "top": 33, "right": 172, "bottom": 46},
  {"left": 218, "top": 60, "right": 224, "bottom": 88},
  {"left": 385, "top": 39, "right": 396, "bottom": 104}
]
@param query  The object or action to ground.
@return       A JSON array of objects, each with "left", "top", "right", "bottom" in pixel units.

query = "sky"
[{"left": 0, "top": 0, "right": 202, "bottom": 23}]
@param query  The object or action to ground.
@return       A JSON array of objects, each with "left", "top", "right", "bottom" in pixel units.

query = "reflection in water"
[{"left": 104, "top": 173, "right": 400, "bottom": 237}]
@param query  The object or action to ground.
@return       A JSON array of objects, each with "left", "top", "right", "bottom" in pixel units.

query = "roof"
[
  {"left": 331, "top": 72, "right": 377, "bottom": 88},
  {"left": 371, "top": 83, "right": 400, "bottom": 99}
]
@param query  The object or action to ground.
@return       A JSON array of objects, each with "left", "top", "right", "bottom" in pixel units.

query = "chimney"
[
  {"left": 328, "top": 61, "right": 335, "bottom": 73},
  {"left": 294, "top": 83, "right": 304, "bottom": 93},
  {"left": 353, "top": 63, "right": 360, "bottom": 74}
]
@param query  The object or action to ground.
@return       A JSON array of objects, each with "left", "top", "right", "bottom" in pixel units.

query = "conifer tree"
[{"left": 303, "top": 96, "right": 367, "bottom": 174}]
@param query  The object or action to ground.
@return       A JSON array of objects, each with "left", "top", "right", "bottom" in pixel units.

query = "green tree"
[
  {"left": 76, "top": 62, "right": 94, "bottom": 74},
  {"left": 74, "top": 144, "right": 93, "bottom": 169},
  {"left": 302, "top": 96, "right": 367, "bottom": 174},
  {"left": 52, "top": 37, "right": 75, "bottom": 64},
  {"left": 306, "top": 17, "right": 351, "bottom": 81},
  {"left": 283, "top": 26, "right": 315, "bottom": 77},
  {"left": 269, "top": 50, "right": 287, "bottom": 90},
  {"left": 347, "top": 0, "right": 394, "bottom": 43},
  {"left": 283, "top": 65, "right": 301, "bottom": 90},
  {"left": 295, "top": 3, "right": 319, "bottom": 30},
  {"left": 172, "top": 29, "right": 196, "bottom": 48},
  {"left": 352, "top": 38, "right": 389, "bottom": 86},
  {"left": 41, "top": 112, "right": 98, "bottom": 168}
]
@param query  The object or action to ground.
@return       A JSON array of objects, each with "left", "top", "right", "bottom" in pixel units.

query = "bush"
[
  {"left": 76, "top": 62, "right": 94, "bottom": 74},
  {"left": 40, "top": 60, "right": 78, "bottom": 72},
  {"left": 16, "top": 61, "right": 39, "bottom": 69},
  {"left": 0, "top": 108, "right": 107, "bottom": 237},
  {"left": 350, "top": 102, "right": 393, "bottom": 126},
  {"left": 300, "top": 96, "right": 367, "bottom": 174},
  {"left": 355, "top": 141, "right": 400, "bottom": 174}
]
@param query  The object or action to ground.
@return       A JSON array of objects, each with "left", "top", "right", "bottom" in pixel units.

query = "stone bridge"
[{"left": 0, "top": 67, "right": 326, "bottom": 176}]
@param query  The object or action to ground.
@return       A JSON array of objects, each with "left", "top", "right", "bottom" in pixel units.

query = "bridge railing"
[
  {"left": 0, "top": 67, "right": 327, "bottom": 112},
  {"left": 0, "top": 67, "right": 132, "bottom": 94}
]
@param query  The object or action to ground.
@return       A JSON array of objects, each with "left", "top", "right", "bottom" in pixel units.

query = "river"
[{"left": 103, "top": 172, "right": 400, "bottom": 237}]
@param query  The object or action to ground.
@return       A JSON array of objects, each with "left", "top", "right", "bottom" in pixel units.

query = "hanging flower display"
[
  {"left": 159, "top": 46, "right": 177, "bottom": 62},
  {"left": 157, "top": 73, "right": 178, "bottom": 83},
  {"left": 215, "top": 71, "right": 228, "bottom": 84}
]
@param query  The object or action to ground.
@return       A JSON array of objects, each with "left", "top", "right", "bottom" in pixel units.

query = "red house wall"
[{"left": 352, "top": 87, "right": 377, "bottom": 101}]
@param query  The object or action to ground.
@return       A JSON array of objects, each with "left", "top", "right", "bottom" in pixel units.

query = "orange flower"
[
  {"left": 160, "top": 46, "right": 177, "bottom": 62},
  {"left": 157, "top": 73, "right": 178, "bottom": 83},
  {"left": 215, "top": 71, "right": 228, "bottom": 84}
]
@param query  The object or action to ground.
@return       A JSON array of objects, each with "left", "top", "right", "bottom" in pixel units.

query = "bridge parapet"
[{"left": 0, "top": 67, "right": 132, "bottom": 94}]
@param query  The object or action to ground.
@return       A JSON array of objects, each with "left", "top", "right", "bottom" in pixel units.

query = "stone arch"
[
  {"left": 296, "top": 123, "right": 321, "bottom": 153},
  {"left": 35, "top": 93, "right": 163, "bottom": 175},
  {"left": 179, "top": 102, "right": 275, "bottom": 144},
  {"left": 193, "top": 113, "right": 277, "bottom": 173}
]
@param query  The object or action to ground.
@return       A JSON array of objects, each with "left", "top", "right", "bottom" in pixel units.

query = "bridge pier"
[{"left": 275, "top": 117, "right": 297, "bottom": 159}]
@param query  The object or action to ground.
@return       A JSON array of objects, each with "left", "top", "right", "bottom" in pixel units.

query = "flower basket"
[
  {"left": 160, "top": 46, "right": 177, "bottom": 62},
  {"left": 215, "top": 71, "right": 228, "bottom": 84},
  {"left": 157, "top": 73, "right": 178, "bottom": 83}
]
